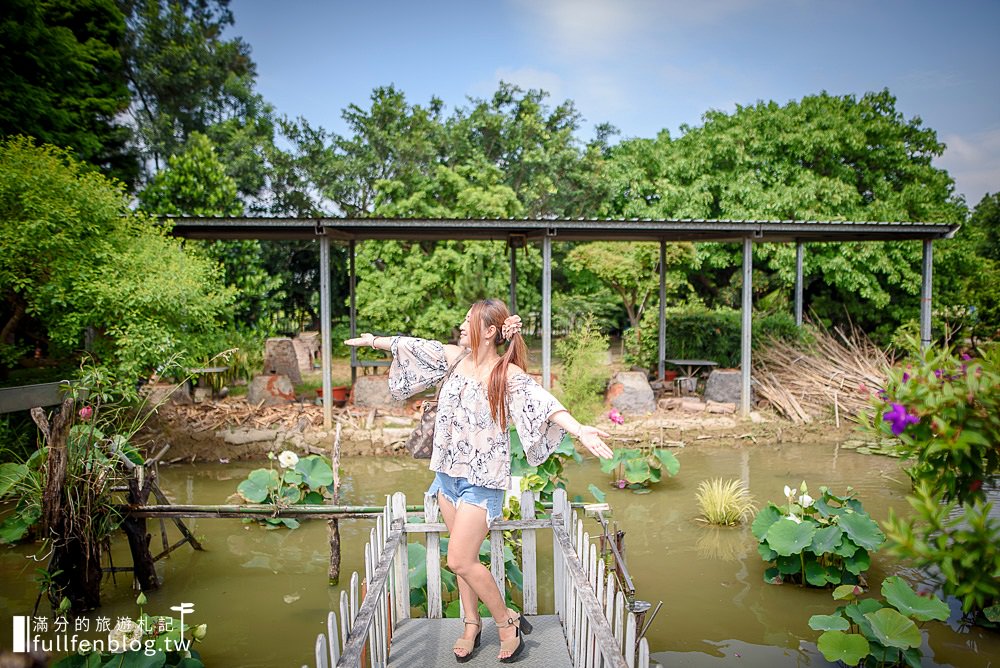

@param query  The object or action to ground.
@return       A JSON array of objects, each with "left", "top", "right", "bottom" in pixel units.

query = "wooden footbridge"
[{"left": 304, "top": 489, "right": 651, "bottom": 668}]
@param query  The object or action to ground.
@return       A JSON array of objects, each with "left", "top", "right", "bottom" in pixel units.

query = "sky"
[{"left": 226, "top": 0, "right": 1000, "bottom": 210}]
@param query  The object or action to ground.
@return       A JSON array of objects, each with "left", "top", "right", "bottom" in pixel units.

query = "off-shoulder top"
[{"left": 387, "top": 336, "right": 567, "bottom": 490}]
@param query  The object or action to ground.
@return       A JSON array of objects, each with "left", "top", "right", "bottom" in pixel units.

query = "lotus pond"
[{"left": 1, "top": 441, "right": 998, "bottom": 666}]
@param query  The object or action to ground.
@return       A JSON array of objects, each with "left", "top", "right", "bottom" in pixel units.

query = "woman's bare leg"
[
  {"left": 438, "top": 493, "right": 483, "bottom": 657},
  {"left": 439, "top": 493, "right": 519, "bottom": 659}
]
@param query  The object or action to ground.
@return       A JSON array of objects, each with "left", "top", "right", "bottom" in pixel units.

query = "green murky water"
[{"left": 2, "top": 444, "right": 998, "bottom": 666}]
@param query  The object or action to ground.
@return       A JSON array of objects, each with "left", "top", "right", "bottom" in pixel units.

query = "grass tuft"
[{"left": 696, "top": 478, "right": 756, "bottom": 526}]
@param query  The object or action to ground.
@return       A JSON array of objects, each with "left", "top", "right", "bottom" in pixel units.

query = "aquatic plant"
[
  {"left": 600, "top": 445, "right": 680, "bottom": 494},
  {"left": 752, "top": 482, "right": 884, "bottom": 587},
  {"left": 695, "top": 478, "right": 756, "bottom": 526},
  {"left": 809, "top": 576, "right": 948, "bottom": 667},
  {"left": 235, "top": 451, "right": 334, "bottom": 529}
]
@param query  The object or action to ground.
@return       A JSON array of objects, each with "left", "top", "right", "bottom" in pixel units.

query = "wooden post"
[
  {"left": 424, "top": 493, "right": 442, "bottom": 618},
  {"left": 328, "top": 423, "right": 342, "bottom": 585},
  {"left": 520, "top": 490, "right": 537, "bottom": 615},
  {"left": 391, "top": 493, "right": 410, "bottom": 622}
]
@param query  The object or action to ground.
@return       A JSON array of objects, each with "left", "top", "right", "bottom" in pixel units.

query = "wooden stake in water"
[{"left": 329, "top": 422, "right": 342, "bottom": 585}]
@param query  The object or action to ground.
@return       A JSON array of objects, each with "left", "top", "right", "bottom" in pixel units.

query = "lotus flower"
[
  {"left": 799, "top": 493, "right": 814, "bottom": 508},
  {"left": 785, "top": 513, "right": 802, "bottom": 524},
  {"left": 608, "top": 409, "right": 624, "bottom": 426},
  {"left": 277, "top": 450, "right": 299, "bottom": 468}
]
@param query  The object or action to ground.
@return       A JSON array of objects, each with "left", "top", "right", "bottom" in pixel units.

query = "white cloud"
[{"left": 939, "top": 128, "right": 1000, "bottom": 206}]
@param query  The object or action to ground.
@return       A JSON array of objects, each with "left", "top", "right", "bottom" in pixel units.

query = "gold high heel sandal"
[
  {"left": 453, "top": 618, "right": 482, "bottom": 663},
  {"left": 497, "top": 608, "right": 533, "bottom": 663}
]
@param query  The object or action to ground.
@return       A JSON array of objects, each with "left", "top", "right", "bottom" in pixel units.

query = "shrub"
[
  {"left": 696, "top": 478, "right": 756, "bottom": 526},
  {"left": 752, "top": 482, "right": 884, "bottom": 587},
  {"left": 555, "top": 314, "right": 610, "bottom": 424},
  {"left": 623, "top": 305, "right": 801, "bottom": 370}
]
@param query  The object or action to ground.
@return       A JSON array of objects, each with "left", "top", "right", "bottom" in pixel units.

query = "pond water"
[{"left": 1, "top": 443, "right": 998, "bottom": 667}]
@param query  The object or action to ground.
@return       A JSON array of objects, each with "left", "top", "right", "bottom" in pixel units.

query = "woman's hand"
[
  {"left": 344, "top": 333, "right": 375, "bottom": 348},
  {"left": 577, "top": 425, "right": 614, "bottom": 460}
]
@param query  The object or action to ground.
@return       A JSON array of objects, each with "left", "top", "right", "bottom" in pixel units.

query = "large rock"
[
  {"left": 606, "top": 371, "right": 656, "bottom": 415},
  {"left": 704, "top": 369, "right": 747, "bottom": 405},
  {"left": 353, "top": 375, "right": 404, "bottom": 409},
  {"left": 292, "top": 332, "right": 320, "bottom": 372},
  {"left": 247, "top": 373, "right": 296, "bottom": 406},
  {"left": 264, "top": 337, "right": 302, "bottom": 384}
]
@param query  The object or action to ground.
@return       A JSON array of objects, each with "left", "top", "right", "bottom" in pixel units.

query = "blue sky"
[{"left": 228, "top": 0, "right": 1000, "bottom": 210}]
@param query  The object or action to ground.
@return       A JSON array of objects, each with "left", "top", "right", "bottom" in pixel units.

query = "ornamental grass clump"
[
  {"left": 696, "top": 478, "right": 756, "bottom": 526},
  {"left": 752, "top": 481, "right": 884, "bottom": 587}
]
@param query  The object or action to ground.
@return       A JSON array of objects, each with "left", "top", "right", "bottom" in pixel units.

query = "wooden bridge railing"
[{"left": 306, "top": 489, "right": 650, "bottom": 668}]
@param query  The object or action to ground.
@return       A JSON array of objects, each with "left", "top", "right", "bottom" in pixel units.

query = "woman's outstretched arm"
[{"left": 549, "top": 410, "right": 614, "bottom": 460}]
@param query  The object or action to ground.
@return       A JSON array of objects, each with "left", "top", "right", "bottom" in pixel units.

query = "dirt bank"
[{"left": 137, "top": 389, "right": 857, "bottom": 465}]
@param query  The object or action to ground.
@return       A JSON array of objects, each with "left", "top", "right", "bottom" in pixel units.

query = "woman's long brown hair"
[{"left": 467, "top": 299, "right": 527, "bottom": 428}]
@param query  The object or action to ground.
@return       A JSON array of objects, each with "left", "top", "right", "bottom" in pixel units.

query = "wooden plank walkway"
[{"left": 387, "top": 616, "right": 572, "bottom": 667}]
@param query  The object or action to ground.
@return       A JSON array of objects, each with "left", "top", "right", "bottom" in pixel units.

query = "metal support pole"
[
  {"left": 349, "top": 240, "right": 357, "bottom": 385},
  {"left": 794, "top": 241, "right": 804, "bottom": 327},
  {"left": 741, "top": 238, "right": 753, "bottom": 416},
  {"left": 658, "top": 240, "right": 666, "bottom": 381},
  {"left": 509, "top": 244, "right": 518, "bottom": 314},
  {"left": 542, "top": 235, "right": 552, "bottom": 390},
  {"left": 319, "top": 237, "right": 332, "bottom": 428},
  {"left": 921, "top": 240, "right": 933, "bottom": 350}
]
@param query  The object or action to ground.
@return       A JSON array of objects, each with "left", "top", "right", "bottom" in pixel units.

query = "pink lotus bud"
[{"left": 78, "top": 406, "right": 93, "bottom": 420}]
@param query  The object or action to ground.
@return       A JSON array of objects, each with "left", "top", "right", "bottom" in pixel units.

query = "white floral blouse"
[{"left": 388, "top": 336, "right": 567, "bottom": 490}]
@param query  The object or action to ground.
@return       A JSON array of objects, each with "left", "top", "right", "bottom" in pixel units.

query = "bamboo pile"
[{"left": 753, "top": 325, "right": 891, "bottom": 423}]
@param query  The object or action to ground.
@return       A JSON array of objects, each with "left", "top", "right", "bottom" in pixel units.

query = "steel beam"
[
  {"left": 921, "top": 240, "right": 933, "bottom": 349},
  {"left": 741, "top": 238, "right": 753, "bottom": 416},
  {"left": 320, "top": 237, "right": 332, "bottom": 428},
  {"left": 795, "top": 241, "right": 804, "bottom": 327},
  {"left": 542, "top": 235, "right": 552, "bottom": 390}
]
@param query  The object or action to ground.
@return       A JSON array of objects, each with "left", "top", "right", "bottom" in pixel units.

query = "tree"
[
  {"left": 0, "top": 0, "right": 137, "bottom": 184},
  {"left": 0, "top": 137, "right": 233, "bottom": 383},
  {"left": 602, "top": 90, "right": 967, "bottom": 337},
  {"left": 138, "top": 132, "right": 281, "bottom": 330}
]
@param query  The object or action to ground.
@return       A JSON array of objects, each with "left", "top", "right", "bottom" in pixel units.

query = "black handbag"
[{"left": 404, "top": 351, "right": 467, "bottom": 459}]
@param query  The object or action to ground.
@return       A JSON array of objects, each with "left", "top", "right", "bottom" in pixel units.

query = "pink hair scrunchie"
[{"left": 501, "top": 315, "right": 522, "bottom": 341}]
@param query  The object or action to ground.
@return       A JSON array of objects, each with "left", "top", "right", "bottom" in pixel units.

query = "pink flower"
[
  {"left": 78, "top": 406, "right": 93, "bottom": 420},
  {"left": 608, "top": 409, "right": 624, "bottom": 425},
  {"left": 616, "top": 479, "right": 627, "bottom": 489}
]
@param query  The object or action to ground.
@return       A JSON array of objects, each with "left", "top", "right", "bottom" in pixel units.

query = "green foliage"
[
  {"left": 234, "top": 451, "right": 333, "bottom": 529},
  {"left": 752, "top": 482, "right": 884, "bottom": 587},
  {"left": 809, "top": 576, "right": 948, "bottom": 667},
  {"left": 696, "top": 478, "right": 756, "bottom": 526},
  {"left": 881, "top": 482, "right": 1000, "bottom": 620},
  {"left": 0, "top": 138, "right": 234, "bottom": 389},
  {"left": 554, "top": 315, "right": 610, "bottom": 424},
  {"left": 600, "top": 446, "right": 680, "bottom": 493},
  {"left": 624, "top": 305, "right": 801, "bottom": 370},
  {"left": 510, "top": 429, "right": 580, "bottom": 501},
  {"left": 0, "top": 0, "right": 137, "bottom": 184},
  {"left": 862, "top": 345, "right": 1000, "bottom": 504}
]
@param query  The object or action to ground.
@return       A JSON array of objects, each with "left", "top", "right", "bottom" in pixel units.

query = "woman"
[{"left": 345, "top": 298, "right": 612, "bottom": 663}]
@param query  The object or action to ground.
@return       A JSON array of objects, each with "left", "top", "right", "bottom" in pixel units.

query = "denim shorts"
[{"left": 427, "top": 471, "right": 505, "bottom": 529}]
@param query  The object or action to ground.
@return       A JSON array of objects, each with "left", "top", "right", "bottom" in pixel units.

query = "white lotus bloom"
[
  {"left": 277, "top": 450, "right": 299, "bottom": 468},
  {"left": 783, "top": 485, "right": 794, "bottom": 499},
  {"left": 799, "top": 493, "right": 814, "bottom": 508},
  {"left": 785, "top": 513, "right": 802, "bottom": 524},
  {"left": 107, "top": 618, "right": 142, "bottom": 653}
]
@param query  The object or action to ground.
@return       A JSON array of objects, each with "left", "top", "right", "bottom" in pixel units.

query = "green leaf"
[
  {"left": 881, "top": 576, "right": 949, "bottom": 622},
  {"left": 236, "top": 468, "right": 278, "bottom": 503},
  {"left": 763, "top": 567, "right": 783, "bottom": 584},
  {"left": 844, "top": 599, "right": 883, "bottom": 636},
  {"left": 765, "top": 518, "right": 817, "bottom": 557},
  {"left": 295, "top": 455, "right": 334, "bottom": 488},
  {"left": 810, "top": 525, "right": 844, "bottom": 555},
  {"left": 751, "top": 505, "right": 783, "bottom": 541},
  {"left": 408, "top": 542, "right": 427, "bottom": 589},
  {"left": 302, "top": 491, "right": 325, "bottom": 504},
  {"left": 809, "top": 614, "right": 850, "bottom": 631},
  {"left": 864, "top": 608, "right": 922, "bottom": 649},
  {"left": 587, "top": 483, "right": 606, "bottom": 503},
  {"left": 0, "top": 463, "right": 27, "bottom": 498},
  {"left": 623, "top": 458, "right": 650, "bottom": 484},
  {"left": 816, "top": 630, "right": 870, "bottom": 666},
  {"left": 844, "top": 548, "right": 871, "bottom": 575},
  {"left": 805, "top": 558, "right": 830, "bottom": 586},
  {"left": 279, "top": 485, "right": 301, "bottom": 504},
  {"left": 984, "top": 605, "right": 1000, "bottom": 623},
  {"left": 838, "top": 511, "right": 885, "bottom": 551},
  {"left": 757, "top": 541, "right": 778, "bottom": 562},
  {"left": 776, "top": 554, "right": 802, "bottom": 574},
  {"left": 833, "top": 584, "right": 864, "bottom": 601},
  {"left": 281, "top": 518, "right": 300, "bottom": 529},
  {"left": 652, "top": 448, "right": 680, "bottom": 476}
]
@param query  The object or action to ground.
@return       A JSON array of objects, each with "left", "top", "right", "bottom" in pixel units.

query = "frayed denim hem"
[{"left": 427, "top": 472, "right": 504, "bottom": 529}]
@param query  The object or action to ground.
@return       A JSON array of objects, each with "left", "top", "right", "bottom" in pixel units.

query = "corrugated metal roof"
[{"left": 166, "top": 216, "right": 959, "bottom": 243}]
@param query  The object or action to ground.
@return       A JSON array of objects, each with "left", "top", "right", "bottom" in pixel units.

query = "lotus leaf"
[
  {"left": 765, "top": 518, "right": 816, "bottom": 556},
  {"left": 816, "top": 630, "right": 870, "bottom": 666},
  {"left": 751, "top": 505, "right": 782, "bottom": 541},
  {"left": 296, "top": 456, "right": 334, "bottom": 488},
  {"left": 864, "top": 608, "right": 922, "bottom": 649},
  {"left": 881, "top": 576, "right": 949, "bottom": 622},
  {"left": 808, "top": 614, "right": 850, "bottom": 631},
  {"left": 237, "top": 468, "right": 278, "bottom": 503},
  {"left": 810, "top": 525, "right": 843, "bottom": 554},
  {"left": 838, "top": 511, "right": 885, "bottom": 551}
]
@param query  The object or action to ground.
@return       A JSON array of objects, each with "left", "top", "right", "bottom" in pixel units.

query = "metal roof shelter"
[{"left": 170, "top": 217, "right": 959, "bottom": 425}]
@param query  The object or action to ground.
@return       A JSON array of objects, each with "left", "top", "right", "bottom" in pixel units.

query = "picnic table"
[{"left": 665, "top": 359, "right": 718, "bottom": 395}]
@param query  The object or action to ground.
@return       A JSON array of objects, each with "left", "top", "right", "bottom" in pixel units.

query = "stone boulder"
[
  {"left": 704, "top": 369, "right": 748, "bottom": 405},
  {"left": 353, "top": 375, "right": 404, "bottom": 409},
  {"left": 248, "top": 373, "right": 296, "bottom": 406},
  {"left": 264, "top": 337, "right": 302, "bottom": 384},
  {"left": 606, "top": 371, "right": 656, "bottom": 415}
]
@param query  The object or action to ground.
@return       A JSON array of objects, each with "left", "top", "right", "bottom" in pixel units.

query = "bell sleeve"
[
  {"left": 508, "top": 374, "right": 568, "bottom": 466},
  {"left": 387, "top": 337, "right": 449, "bottom": 401}
]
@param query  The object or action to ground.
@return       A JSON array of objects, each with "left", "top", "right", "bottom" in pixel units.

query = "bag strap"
[{"left": 431, "top": 349, "right": 469, "bottom": 402}]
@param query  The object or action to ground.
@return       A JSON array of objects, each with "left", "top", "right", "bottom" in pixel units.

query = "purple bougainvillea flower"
[
  {"left": 961, "top": 352, "right": 972, "bottom": 361},
  {"left": 883, "top": 402, "right": 919, "bottom": 436},
  {"left": 608, "top": 409, "right": 625, "bottom": 425},
  {"left": 934, "top": 369, "right": 943, "bottom": 379}
]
